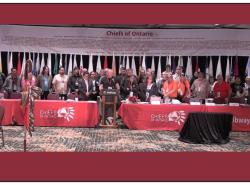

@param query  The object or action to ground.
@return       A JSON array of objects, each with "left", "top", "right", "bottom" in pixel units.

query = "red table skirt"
[
  {"left": 0, "top": 100, "right": 99, "bottom": 127},
  {"left": 118, "top": 103, "right": 250, "bottom": 132}
]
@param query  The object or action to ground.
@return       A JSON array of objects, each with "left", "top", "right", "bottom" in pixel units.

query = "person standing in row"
[
  {"left": 52, "top": 66, "right": 68, "bottom": 100},
  {"left": 2, "top": 67, "right": 22, "bottom": 97},
  {"left": 191, "top": 72, "right": 210, "bottom": 99},
  {"left": 67, "top": 67, "right": 82, "bottom": 97},
  {"left": 36, "top": 66, "right": 52, "bottom": 100}
]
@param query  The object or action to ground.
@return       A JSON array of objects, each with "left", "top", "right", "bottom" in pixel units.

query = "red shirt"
[{"left": 213, "top": 81, "right": 230, "bottom": 98}]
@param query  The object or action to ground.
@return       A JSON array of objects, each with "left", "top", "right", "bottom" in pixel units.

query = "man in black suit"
[
  {"left": 80, "top": 72, "right": 93, "bottom": 101},
  {"left": 89, "top": 71, "right": 99, "bottom": 101}
]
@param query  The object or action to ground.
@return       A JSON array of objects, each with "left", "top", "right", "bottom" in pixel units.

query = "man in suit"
[
  {"left": 89, "top": 71, "right": 99, "bottom": 101},
  {"left": 80, "top": 72, "right": 93, "bottom": 101}
]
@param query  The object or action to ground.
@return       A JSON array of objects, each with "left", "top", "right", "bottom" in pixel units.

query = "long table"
[
  {"left": 0, "top": 99, "right": 99, "bottom": 127},
  {"left": 118, "top": 103, "right": 250, "bottom": 132}
]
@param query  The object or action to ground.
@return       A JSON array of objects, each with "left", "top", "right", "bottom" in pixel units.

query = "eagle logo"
[
  {"left": 167, "top": 111, "right": 186, "bottom": 125},
  {"left": 57, "top": 107, "right": 75, "bottom": 122}
]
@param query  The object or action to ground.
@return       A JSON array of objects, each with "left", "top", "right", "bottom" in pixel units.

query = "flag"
[
  {"left": 131, "top": 55, "right": 136, "bottom": 75},
  {"left": 151, "top": 56, "right": 155, "bottom": 71},
  {"left": 32, "top": 52, "right": 36, "bottom": 74},
  {"left": 230, "top": 56, "right": 233, "bottom": 77},
  {"left": 208, "top": 56, "right": 213, "bottom": 77},
  {"left": 104, "top": 56, "right": 108, "bottom": 69},
  {"left": 73, "top": 54, "right": 78, "bottom": 69},
  {"left": 122, "top": 54, "right": 126, "bottom": 68},
  {"left": 156, "top": 56, "right": 162, "bottom": 80},
  {"left": 205, "top": 57, "right": 209, "bottom": 80},
  {"left": 246, "top": 56, "right": 250, "bottom": 77},
  {"left": 17, "top": 52, "right": 21, "bottom": 75},
  {"left": 35, "top": 53, "right": 40, "bottom": 75},
  {"left": 185, "top": 56, "right": 192, "bottom": 79},
  {"left": 68, "top": 54, "right": 73, "bottom": 75},
  {"left": 172, "top": 56, "right": 176, "bottom": 73},
  {"left": 126, "top": 56, "right": 130, "bottom": 69},
  {"left": 141, "top": 53, "right": 146, "bottom": 70},
  {"left": 40, "top": 53, "right": 45, "bottom": 74},
  {"left": 88, "top": 54, "right": 93, "bottom": 72},
  {"left": 80, "top": 55, "right": 83, "bottom": 69},
  {"left": 195, "top": 57, "right": 199, "bottom": 72},
  {"left": 0, "top": 51, "right": 2, "bottom": 73},
  {"left": 234, "top": 56, "right": 239, "bottom": 77},
  {"left": 178, "top": 55, "right": 183, "bottom": 66},
  {"left": 118, "top": 55, "right": 122, "bottom": 68},
  {"left": 112, "top": 53, "right": 117, "bottom": 76},
  {"left": 33, "top": 52, "right": 35, "bottom": 64},
  {"left": 59, "top": 54, "right": 63, "bottom": 67},
  {"left": 64, "top": 54, "right": 68, "bottom": 74},
  {"left": 8, "top": 52, "right": 13, "bottom": 74},
  {"left": 216, "top": 56, "right": 222, "bottom": 79},
  {"left": 168, "top": 55, "right": 172, "bottom": 67},
  {"left": 225, "top": 56, "right": 230, "bottom": 81},
  {"left": 47, "top": 53, "right": 52, "bottom": 75},
  {"left": 96, "top": 55, "right": 101, "bottom": 73},
  {"left": 53, "top": 53, "right": 58, "bottom": 75}
]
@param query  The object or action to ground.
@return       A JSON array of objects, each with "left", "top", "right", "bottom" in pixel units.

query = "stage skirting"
[
  {"left": 118, "top": 104, "right": 250, "bottom": 132},
  {"left": 1, "top": 99, "right": 250, "bottom": 131},
  {"left": 0, "top": 99, "right": 99, "bottom": 127}
]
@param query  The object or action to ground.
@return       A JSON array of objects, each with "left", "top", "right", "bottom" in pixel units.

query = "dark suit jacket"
[
  {"left": 138, "top": 82, "right": 159, "bottom": 102},
  {"left": 120, "top": 78, "right": 139, "bottom": 99},
  {"left": 80, "top": 79, "right": 93, "bottom": 100}
]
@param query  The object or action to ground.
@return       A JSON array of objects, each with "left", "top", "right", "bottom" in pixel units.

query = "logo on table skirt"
[
  {"left": 167, "top": 111, "right": 186, "bottom": 125},
  {"left": 151, "top": 111, "right": 186, "bottom": 125},
  {"left": 57, "top": 107, "right": 75, "bottom": 121}
]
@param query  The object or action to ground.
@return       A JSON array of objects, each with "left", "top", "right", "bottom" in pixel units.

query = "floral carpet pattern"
[{"left": 0, "top": 125, "right": 250, "bottom": 152}]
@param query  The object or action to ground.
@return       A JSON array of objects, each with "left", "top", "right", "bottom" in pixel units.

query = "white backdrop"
[{"left": 1, "top": 25, "right": 250, "bottom": 56}]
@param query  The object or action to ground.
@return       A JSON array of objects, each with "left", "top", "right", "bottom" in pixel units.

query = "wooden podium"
[{"left": 99, "top": 89, "right": 119, "bottom": 128}]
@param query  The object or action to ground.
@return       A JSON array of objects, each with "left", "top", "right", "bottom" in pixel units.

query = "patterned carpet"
[{"left": 0, "top": 125, "right": 250, "bottom": 152}]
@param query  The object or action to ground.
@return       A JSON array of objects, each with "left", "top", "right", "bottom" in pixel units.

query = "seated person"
[{"left": 138, "top": 74, "right": 158, "bottom": 102}]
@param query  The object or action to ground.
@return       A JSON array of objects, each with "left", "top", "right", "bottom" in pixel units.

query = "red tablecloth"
[
  {"left": 0, "top": 99, "right": 99, "bottom": 127},
  {"left": 118, "top": 103, "right": 250, "bottom": 131},
  {"left": 206, "top": 105, "right": 250, "bottom": 132},
  {"left": 119, "top": 104, "right": 206, "bottom": 131},
  {"left": 0, "top": 99, "right": 24, "bottom": 125}
]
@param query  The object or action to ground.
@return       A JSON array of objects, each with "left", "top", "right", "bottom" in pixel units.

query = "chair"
[
  {"left": 230, "top": 97, "right": 244, "bottom": 104},
  {"left": 47, "top": 92, "right": 60, "bottom": 100},
  {"left": 67, "top": 93, "right": 77, "bottom": 100},
  {"left": 0, "top": 105, "right": 5, "bottom": 147},
  {"left": 9, "top": 92, "right": 22, "bottom": 99}
]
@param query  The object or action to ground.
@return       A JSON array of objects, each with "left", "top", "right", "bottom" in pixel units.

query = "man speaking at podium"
[{"left": 99, "top": 69, "right": 120, "bottom": 126}]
